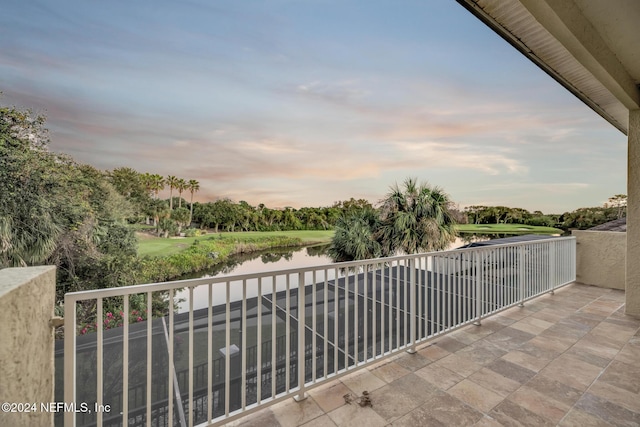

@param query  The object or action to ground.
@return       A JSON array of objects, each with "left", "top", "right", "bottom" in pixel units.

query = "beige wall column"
[
  {"left": 0, "top": 266, "right": 57, "bottom": 427},
  {"left": 627, "top": 109, "right": 640, "bottom": 317}
]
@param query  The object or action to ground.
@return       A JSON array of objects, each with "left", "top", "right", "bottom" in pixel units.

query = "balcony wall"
[
  {"left": 573, "top": 230, "right": 625, "bottom": 290},
  {"left": 0, "top": 266, "right": 56, "bottom": 427}
]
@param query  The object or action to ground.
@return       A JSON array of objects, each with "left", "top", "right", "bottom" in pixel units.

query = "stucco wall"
[
  {"left": 573, "top": 230, "right": 625, "bottom": 290},
  {"left": 627, "top": 109, "right": 640, "bottom": 317},
  {"left": 0, "top": 266, "right": 56, "bottom": 427}
]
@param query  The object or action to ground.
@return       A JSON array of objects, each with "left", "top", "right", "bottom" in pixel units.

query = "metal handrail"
[{"left": 64, "top": 236, "right": 576, "bottom": 427}]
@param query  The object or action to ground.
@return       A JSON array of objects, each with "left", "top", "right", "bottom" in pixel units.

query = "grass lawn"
[
  {"left": 136, "top": 230, "right": 335, "bottom": 257},
  {"left": 456, "top": 223, "right": 564, "bottom": 234}
]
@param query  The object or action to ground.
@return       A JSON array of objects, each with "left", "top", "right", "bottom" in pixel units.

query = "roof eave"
[{"left": 456, "top": 0, "right": 629, "bottom": 135}]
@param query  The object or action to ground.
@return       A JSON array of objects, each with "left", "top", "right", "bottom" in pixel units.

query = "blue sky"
[{"left": 1, "top": 0, "right": 627, "bottom": 213}]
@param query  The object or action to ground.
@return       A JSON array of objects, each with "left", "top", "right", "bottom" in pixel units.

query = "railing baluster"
[
  {"left": 494, "top": 248, "right": 499, "bottom": 310},
  {"left": 323, "top": 269, "right": 328, "bottom": 377},
  {"left": 447, "top": 255, "right": 452, "bottom": 331},
  {"left": 285, "top": 275, "right": 291, "bottom": 393},
  {"left": 533, "top": 245, "right": 536, "bottom": 294},
  {"left": 371, "top": 263, "right": 376, "bottom": 359},
  {"left": 188, "top": 287, "right": 194, "bottom": 427},
  {"left": 97, "top": 297, "right": 103, "bottom": 427},
  {"left": 462, "top": 253, "right": 466, "bottom": 321},
  {"left": 390, "top": 261, "right": 395, "bottom": 349},
  {"left": 344, "top": 268, "right": 349, "bottom": 369},
  {"left": 168, "top": 289, "right": 174, "bottom": 427},
  {"left": 122, "top": 295, "right": 129, "bottom": 427},
  {"left": 295, "top": 271, "right": 307, "bottom": 401},
  {"left": 257, "top": 278, "right": 262, "bottom": 406},
  {"left": 395, "top": 260, "right": 400, "bottom": 349},
  {"left": 428, "top": 256, "right": 432, "bottom": 336},
  {"left": 435, "top": 255, "right": 440, "bottom": 335},
  {"left": 363, "top": 266, "right": 368, "bottom": 361},
  {"left": 518, "top": 246, "right": 525, "bottom": 306},
  {"left": 312, "top": 270, "right": 317, "bottom": 382},
  {"left": 64, "top": 295, "right": 76, "bottom": 427},
  {"left": 207, "top": 284, "right": 213, "bottom": 422},
  {"left": 418, "top": 257, "right": 423, "bottom": 341},
  {"left": 552, "top": 241, "right": 557, "bottom": 292},
  {"left": 241, "top": 280, "right": 247, "bottom": 410},
  {"left": 403, "top": 260, "right": 408, "bottom": 347},
  {"left": 224, "top": 281, "right": 230, "bottom": 416},
  {"left": 146, "top": 291, "right": 152, "bottom": 427},
  {"left": 334, "top": 267, "right": 339, "bottom": 374},
  {"left": 453, "top": 254, "right": 457, "bottom": 327},
  {"left": 382, "top": 265, "right": 387, "bottom": 351},
  {"left": 271, "top": 276, "right": 276, "bottom": 400},
  {"left": 408, "top": 258, "right": 416, "bottom": 353},
  {"left": 354, "top": 269, "right": 359, "bottom": 364},
  {"left": 490, "top": 249, "right": 495, "bottom": 312},
  {"left": 511, "top": 247, "right": 516, "bottom": 305},
  {"left": 500, "top": 247, "right": 505, "bottom": 309},
  {"left": 474, "top": 251, "right": 481, "bottom": 324}
]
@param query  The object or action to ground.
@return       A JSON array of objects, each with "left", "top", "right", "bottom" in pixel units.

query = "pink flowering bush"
[{"left": 80, "top": 309, "right": 147, "bottom": 335}]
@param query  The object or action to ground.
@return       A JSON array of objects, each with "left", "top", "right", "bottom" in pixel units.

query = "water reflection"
[
  {"left": 178, "top": 243, "right": 331, "bottom": 280},
  {"left": 176, "top": 244, "right": 333, "bottom": 312}
]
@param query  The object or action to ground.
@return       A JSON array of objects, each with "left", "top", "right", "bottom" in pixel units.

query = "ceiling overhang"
[{"left": 457, "top": 0, "right": 640, "bottom": 135}]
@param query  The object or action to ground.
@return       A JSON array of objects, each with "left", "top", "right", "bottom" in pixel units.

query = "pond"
[
  {"left": 178, "top": 234, "right": 497, "bottom": 282},
  {"left": 175, "top": 244, "right": 333, "bottom": 312},
  {"left": 178, "top": 243, "right": 333, "bottom": 280},
  {"left": 174, "top": 235, "right": 496, "bottom": 312}
]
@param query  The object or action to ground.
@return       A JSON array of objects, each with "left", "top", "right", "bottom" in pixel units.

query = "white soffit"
[{"left": 458, "top": 0, "right": 640, "bottom": 135}]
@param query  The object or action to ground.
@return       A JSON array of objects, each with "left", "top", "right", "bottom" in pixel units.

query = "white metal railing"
[{"left": 63, "top": 236, "right": 576, "bottom": 427}]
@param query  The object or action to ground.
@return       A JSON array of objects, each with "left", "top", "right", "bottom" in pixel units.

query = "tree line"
[
  {"left": 102, "top": 166, "right": 378, "bottom": 236},
  {"left": 1, "top": 98, "right": 627, "bottom": 308},
  {"left": 191, "top": 198, "right": 373, "bottom": 233},
  {"left": 104, "top": 167, "right": 200, "bottom": 235},
  {"left": 463, "top": 195, "right": 626, "bottom": 231}
]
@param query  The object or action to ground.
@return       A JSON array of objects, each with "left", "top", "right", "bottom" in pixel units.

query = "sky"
[{"left": 0, "top": 0, "right": 627, "bottom": 213}]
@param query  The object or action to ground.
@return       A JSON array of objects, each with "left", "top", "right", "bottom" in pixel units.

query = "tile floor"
[{"left": 228, "top": 283, "right": 640, "bottom": 426}]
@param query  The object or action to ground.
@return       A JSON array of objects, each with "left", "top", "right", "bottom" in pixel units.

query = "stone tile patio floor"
[{"left": 229, "top": 283, "right": 640, "bottom": 426}]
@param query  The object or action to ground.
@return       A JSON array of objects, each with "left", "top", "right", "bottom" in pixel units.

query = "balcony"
[
  {"left": 2, "top": 236, "right": 639, "bottom": 426},
  {"left": 230, "top": 282, "right": 640, "bottom": 426},
  {"left": 56, "top": 236, "right": 599, "bottom": 426}
]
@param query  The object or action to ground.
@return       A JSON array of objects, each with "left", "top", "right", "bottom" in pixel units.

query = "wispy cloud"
[
  {"left": 295, "top": 80, "right": 369, "bottom": 107},
  {"left": 391, "top": 141, "right": 527, "bottom": 175},
  {"left": 481, "top": 182, "right": 590, "bottom": 192},
  {"left": 0, "top": 0, "right": 627, "bottom": 212}
]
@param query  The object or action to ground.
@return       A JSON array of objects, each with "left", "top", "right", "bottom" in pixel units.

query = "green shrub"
[{"left": 138, "top": 235, "right": 302, "bottom": 283}]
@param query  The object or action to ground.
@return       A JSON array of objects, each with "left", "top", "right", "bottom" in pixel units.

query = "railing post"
[
  {"left": 572, "top": 237, "right": 577, "bottom": 281},
  {"left": 549, "top": 241, "right": 556, "bottom": 294},
  {"left": 294, "top": 272, "right": 307, "bottom": 402},
  {"left": 474, "top": 251, "right": 482, "bottom": 326},
  {"left": 63, "top": 295, "right": 77, "bottom": 427},
  {"left": 407, "top": 258, "right": 417, "bottom": 354},
  {"left": 518, "top": 245, "right": 525, "bottom": 307}
]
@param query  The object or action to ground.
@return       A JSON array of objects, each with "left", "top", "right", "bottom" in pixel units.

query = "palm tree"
[
  {"left": 140, "top": 172, "right": 154, "bottom": 198},
  {"left": 139, "top": 172, "right": 155, "bottom": 224},
  {"left": 166, "top": 175, "right": 178, "bottom": 211},
  {"left": 176, "top": 178, "right": 187, "bottom": 208},
  {"left": 187, "top": 179, "right": 200, "bottom": 225},
  {"left": 328, "top": 209, "right": 384, "bottom": 262},
  {"left": 149, "top": 199, "right": 169, "bottom": 229},
  {"left": 150, "top": 174, "right": 165, "bottom": 199},
  {"left": 378, "top": 178, "right": 457, "bottom": 254},
  {"left": 171, "top": 207, "right": 190, "bottom": 236}
]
